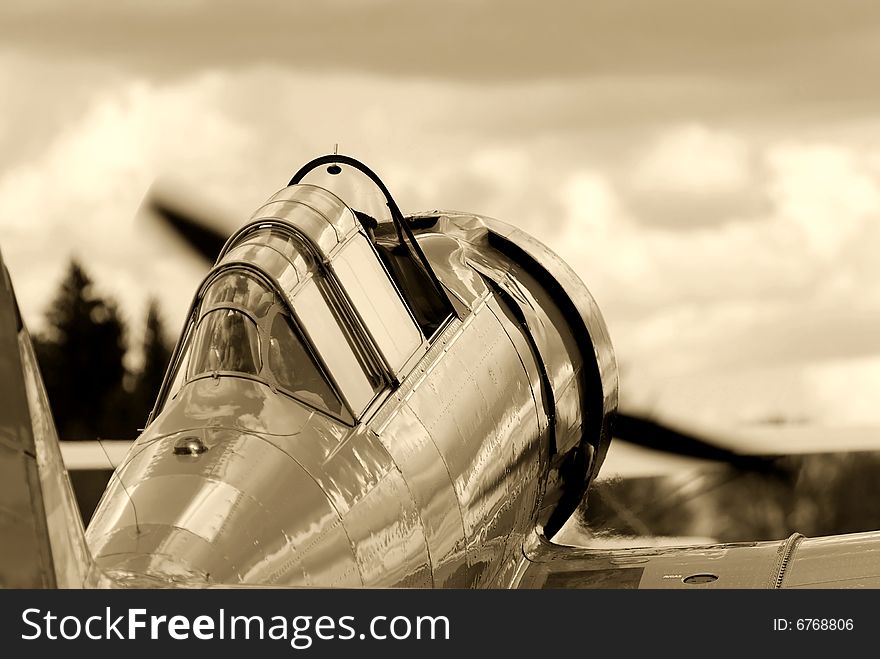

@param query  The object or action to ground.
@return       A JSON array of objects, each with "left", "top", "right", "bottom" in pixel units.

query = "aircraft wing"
[
  {"left": 0, "top": 251, "right": 100, "bottom": 588},
  {"left": 559, "top": 413, "right": 880, "bottom": 588},
  {"left": 515, "top": 530, "right": 880, "bottom": 588}
]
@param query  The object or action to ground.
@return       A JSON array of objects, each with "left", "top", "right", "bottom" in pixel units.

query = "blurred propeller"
[
  {"left": 613, "top": 411, "right": 781, "bottom": 473},
  {"left": 142, "top": 181, "right": 236, "bottom": 264}
]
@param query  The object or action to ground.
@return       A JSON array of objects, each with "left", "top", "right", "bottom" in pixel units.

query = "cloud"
[
  {"left": 0, "top": 73, "right": 257, "bottom": 337},
  {"left": 766, "top": 142, "right": 880, "bottom": 260},
  {"left": 1, "top": 50, "right": 880, "bottom": 432},
  {"left": 634, "top": 124, "right": 751, "bottom": 195},
  {"left": 551, "top": 169, "right": 655, "bottom": 294},
  {"left": 0, "top": 68, "right": 602, "bottom": 334},
  {"left": 549, "top": 129, "right": 880, "bottom": 417},
  {"left": 805, "top": 356, "right": 880, "bottom": 426},
  {"left": 560, "top": 170, "right": 621, "bottom": 234},
  {"left": 625, "top": 124, "right": 767, "bottom": 228}
]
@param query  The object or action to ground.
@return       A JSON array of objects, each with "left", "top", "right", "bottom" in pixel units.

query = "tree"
[
  {"left": 130, "top": 299, "right": 173, "bottom": 427},
  {"left": 34, "top": 260, "right": 128, "bottom": 439}
]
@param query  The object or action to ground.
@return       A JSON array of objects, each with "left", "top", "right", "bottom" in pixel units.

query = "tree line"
[{"left": 33, "top": 260, "right": 173, "bottom": 440}]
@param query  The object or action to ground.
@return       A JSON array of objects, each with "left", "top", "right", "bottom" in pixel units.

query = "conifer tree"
[
  {"left": 34, "top": 260, "right": 127, "bottom": 439},
  {"left": 131, "top": 298, "right": 173, "bottom": 426}
]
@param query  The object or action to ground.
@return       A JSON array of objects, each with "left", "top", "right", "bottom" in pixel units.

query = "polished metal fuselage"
[{"left": 86, "top": 192, "right": 618, "bottom": 588}]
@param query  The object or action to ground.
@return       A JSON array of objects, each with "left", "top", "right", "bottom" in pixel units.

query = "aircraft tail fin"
[{"left": 0, "top": 254, "right": 99, "bottom": 588}]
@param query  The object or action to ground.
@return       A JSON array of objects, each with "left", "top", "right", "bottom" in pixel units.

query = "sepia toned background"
[{"left": 2, "top": 1, "right": 880, "bottom": 540}]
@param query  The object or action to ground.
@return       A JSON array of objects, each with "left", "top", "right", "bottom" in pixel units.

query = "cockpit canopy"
[
  {"left": 159, "top": 190, "right": 387, "bottom": 424},
  {"left": 153, "top": 156, "right": 457, "bottom": 427},
  {"left": 187, "top": 267, "right": 346, "bottom": 412}
]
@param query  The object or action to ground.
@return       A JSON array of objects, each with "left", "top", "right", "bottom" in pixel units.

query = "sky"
[{"left": 1, "top": 0, "right": 880, "bottom": 437}]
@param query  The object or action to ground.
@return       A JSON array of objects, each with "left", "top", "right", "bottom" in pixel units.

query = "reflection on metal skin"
[
  {"left": 784, "top": 532, "right": 880, "bottom": 588},
  {"left": 432, "top": 212, "right": 617, "bottom": 475},
  {"left": 89, "top": 428, "right": 360, "bottom": 585},
  {"left": 370, "top": 402, "right": 468, "bottom": 587},
  {"left": 517, "top": 527, "right": 880, "bottom": 589},
  {"left": 518, "top": 530, "right": 787, "bottom": 588},
  {"left": 397, "top": 301, "right": 543, "bottom": 585},
  {"left": 19, "top": 329, "right": 98, "bottom": 587},
  {"left": 417, "top": 212, "right": 617, "bottom": 535},
  {"left": 0, "top": 263, "right": 57, "bottom": 588}
]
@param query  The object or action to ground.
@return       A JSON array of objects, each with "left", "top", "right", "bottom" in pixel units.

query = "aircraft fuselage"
[{"left": 85, "top": 157, "right": 617, "bottom": 587}]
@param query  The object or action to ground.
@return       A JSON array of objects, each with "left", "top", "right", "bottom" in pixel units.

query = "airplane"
[{"left": 4, "top": 153, "right": 880, "bottom": 589}]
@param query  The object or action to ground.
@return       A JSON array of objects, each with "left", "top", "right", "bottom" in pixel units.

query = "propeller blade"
[
  {"left": 142, "top": 181, "right": 236, "bottom": 264},
  {"left": 613, "top": 411, "right": 780, "bottom": 473},
  {"left": 147, "top": 197, "right": 228, "bottom": 263}
]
